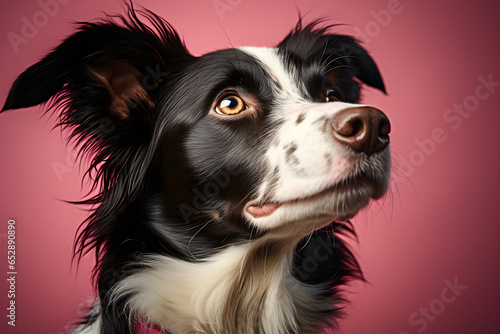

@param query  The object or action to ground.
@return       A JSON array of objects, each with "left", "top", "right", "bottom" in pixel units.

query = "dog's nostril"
[
  {"left": 331, "top": 107, "right": 390, "bottom": 156},
  {"left": 334, "top": 116, "right": 364, "bottom": 138}
]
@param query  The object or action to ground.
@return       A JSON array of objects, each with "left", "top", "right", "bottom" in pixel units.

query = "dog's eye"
[
  {"left": 326, "top": 90, "right": 341, "bottom": 103},
  {"left": 215, "top": 94, "right": 247, "bottom": 115}
]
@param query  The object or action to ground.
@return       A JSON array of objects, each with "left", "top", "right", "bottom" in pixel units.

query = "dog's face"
[
  {"left": 157, "top": 31, "right": 390, "bottom": 241},
  {"left": 2, "top": 14, "right": 389, "bottom": 257}
]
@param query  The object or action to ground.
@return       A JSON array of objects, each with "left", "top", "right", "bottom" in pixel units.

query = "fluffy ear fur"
[
  {"left": 278, "top": 20, "right": 386, "bottom": 102},
  {"left": 2, "top": 10, "right": 177, "bottom": 116},
  {"left": 1, "top": 6, "right": 191, "bottom": 260}
]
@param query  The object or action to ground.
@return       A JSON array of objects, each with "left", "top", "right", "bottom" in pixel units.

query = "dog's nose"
[{"left": 331, "top": 107, "right": 390, "bottom": 156}]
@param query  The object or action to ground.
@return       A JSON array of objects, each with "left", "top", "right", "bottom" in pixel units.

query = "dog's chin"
[{"left": 244, "top": 175, "right": 389, "bottom": 232}]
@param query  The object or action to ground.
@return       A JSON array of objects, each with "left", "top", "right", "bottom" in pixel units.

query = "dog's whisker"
[
  {"left": 187, "top": 221, "right": 211, "bottom": 260},
  {"left": 325, "top": 64, "right": 355, "bottom": 74},
  {"left": 322, "top": 55, "right": 356, "bottom": 71},
  {"left": 319, "top": 35, "right": 330, "bottom": 64},
  {"left": 218, "top": 22, "right": 235, "bottom": 49}
]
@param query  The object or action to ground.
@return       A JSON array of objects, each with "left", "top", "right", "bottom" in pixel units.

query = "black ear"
[
  {"left": 324, "top": 34, "right": 386, "bottom": 94},
  {"left": 1, "top": 7, "right": 192, "bottom": 217},
  {"left": 2, "top": 48, "right": 156, "bottom": 119},
  {"left": 1, "top": 6, "right": 192, "bottom": 159},
  {"left": 278, "top": 21, "right": 386, "bottom": 96},
  {"left": 2, "top": 8, "right": 190, "bottom": 117}
]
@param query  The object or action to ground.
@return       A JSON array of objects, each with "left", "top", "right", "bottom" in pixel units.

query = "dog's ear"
[
  {"left": 1, "top": 9, "right": 192, "bottom": 216},
  {"left": 2, "top": 49, "right": 155, "bottom": 119},
  {"left": 2, "top": 9, "right": 190, "bottom": 134},
  {"left": 323, "top": 34, "right": 386, "bottom": 94},
  {"left": 278, "top": 21, "right": 386, "bottom": 98}
]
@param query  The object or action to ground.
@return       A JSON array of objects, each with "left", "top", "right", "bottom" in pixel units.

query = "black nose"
[{"left": 331, "top": 107, "right": 390, "bottom": 156}]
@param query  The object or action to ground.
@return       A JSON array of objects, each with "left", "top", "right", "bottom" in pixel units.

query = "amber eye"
[
  {"left": 325, "top": 90, "right": 341, "bottom": 102},
  {"left": 215, "top": 94, "right": 247, "bottom": 115}
]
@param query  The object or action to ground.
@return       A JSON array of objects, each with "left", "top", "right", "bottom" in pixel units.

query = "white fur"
[{"left": 239, "top": 47, "right": 303, "bottom": 99}]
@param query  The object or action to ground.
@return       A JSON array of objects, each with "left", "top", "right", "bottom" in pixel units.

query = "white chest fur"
[{"left": 109, "top": 238, "right": 320, "bottom": 334}]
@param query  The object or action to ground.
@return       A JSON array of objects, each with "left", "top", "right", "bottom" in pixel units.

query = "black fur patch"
[
  {"left": 296, "top": 112, "right": 306, "bottom": 125},
  {"left": 284, "top": 142, "right": 299, "bottom": 166}
]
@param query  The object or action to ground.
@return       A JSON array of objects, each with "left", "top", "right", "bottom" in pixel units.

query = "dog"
[{"left": 2, "top": 5, "right": 391, "bottom": 334}]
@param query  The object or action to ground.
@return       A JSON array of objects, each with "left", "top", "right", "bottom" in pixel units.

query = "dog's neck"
[{"left": 112, "top": 231, "right": 325, "bottom": 334}]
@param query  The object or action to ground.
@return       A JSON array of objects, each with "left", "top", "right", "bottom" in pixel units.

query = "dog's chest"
[{"left": 111, "top": 241, "right": 323, "bottom": 334}]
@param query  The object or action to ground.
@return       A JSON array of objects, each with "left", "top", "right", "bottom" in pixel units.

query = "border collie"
[{"left": 2, "top": 5, "right": 390, "bottom": 334}]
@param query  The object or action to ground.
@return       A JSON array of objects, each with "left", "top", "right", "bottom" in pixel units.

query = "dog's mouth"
[
  {"left": 246, "top": 203, "right": 282, "bottom": 218},
  {"left": 245, "top": 172, "right": 387, "bottom": 220}
]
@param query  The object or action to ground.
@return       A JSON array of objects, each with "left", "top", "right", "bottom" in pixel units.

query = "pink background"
[{"left": 1, "top": 0, "right": 500, "bottom": 333}]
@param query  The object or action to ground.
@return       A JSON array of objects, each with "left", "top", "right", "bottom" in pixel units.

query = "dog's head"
[{"left": 2, "top": 9, "right": 390, "bottom": 258}]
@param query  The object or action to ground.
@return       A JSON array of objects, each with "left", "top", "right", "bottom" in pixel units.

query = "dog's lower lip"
[
  {"left": 246, "top": 203, "right": 282, "bottom": 218},
  {"left": 246, "top": 173, "right": 383, "bottom": 219}
]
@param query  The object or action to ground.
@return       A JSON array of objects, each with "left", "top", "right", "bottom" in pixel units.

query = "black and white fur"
[{"left": 2, "top": 6, "right": 390, "bottom": 334}]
